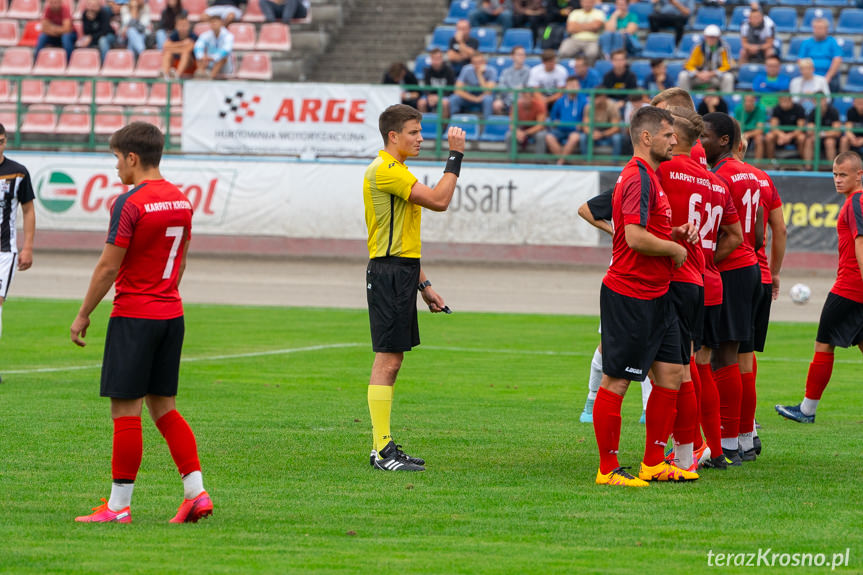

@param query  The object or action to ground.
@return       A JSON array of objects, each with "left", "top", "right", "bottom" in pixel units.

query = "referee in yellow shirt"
[{"left": 364, "top": 104, "right": 466, "bottom": 471}]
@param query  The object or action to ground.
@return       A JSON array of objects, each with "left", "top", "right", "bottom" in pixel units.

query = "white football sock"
[
  {"left": 738, "top": 432, "right": 754, "bottom": 451},
  {"left": 182, "top": 470, "right": 205, "bottom": 499},
  {"left": 640, "top": 377, "right": 652, "bottom": 411},
  {"left": 721, "top": 437, "right": 739, "bottom": 451},
  {"left": 108, "top": 482, "right": 134, "bottom": 511},
  {"left": 801, "top": 398, "right": 819, "bottom": 416},
  {"left": 674, "top": 442, "right": 693, "bottom": 470},
  {"left": 752, "top": 420, "right": 759, "bottom": 438},
  {"left": 588, "top": 347, "right": 603, "bottom": 396}
]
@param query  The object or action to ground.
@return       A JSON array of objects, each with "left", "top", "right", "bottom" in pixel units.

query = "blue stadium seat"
[
  {"left": 777, "top": 0, "right": 811, "bottom": 6},
  {"left": 725, "top": 93, "right": 743, "bottom": 114},
  {"left": 819, "top": 0, "right": 849, "bottom": 6},
  {"left": 725, "top": 35, "right": 742, "bottom": 60},
  {"left": 593, "top": 59, "right": 613, "bottom": 78},
  {"left": 729, "top": 6, "right": 749, "bottom": 32},
  {"left": 782, "top": 63, "right": 801, "bottom": 78},
  {"left": 737, "top": 63, "right": 765, "bottom": 90},
  {"left": 524, "top": 56, "right": 541, "bottom": 70},
  {"left": 414, "top": 54, "right": 431, "bottom": 79},
  {"left": 444, "top": 0, "right": 475, "bottom": 24},
  {"left": 470, "top": 27, "right": 499, "bottom": 53},
  {"left": 676, "top": 33, "right": 701, "bottom": 58},
  {"left": 837, "top": 9, "right": 863, "bottom": 34},
  {"left": 630, "top": 59, "right": 652, "bottom": 85},
  {"left": 427, "top": 26, "right": 456, "bottom": 51},
  {"left": 691, "top": 6, "right": 726, "bottom": 31},
  {"left": 784, "top": 36, "right": 804, "bottom": 62},
  {"left": 836, "top": 37, "right": 857, "bottom": 63},
  {"left": 833, "top": 96, "right": 854, "bottom": 121},
  {"left": 845, "top": 66, "right": 863, "bottom": 92},
  {"left": 768, "top": 7, "right": 798, "bottom": 33},
  {"left": 597, "top": 3, "right": 615, "bottom": 18},
  {"left": 800, "top": 8, "right": 834, "bottom": 33},
  {"left": 449, "top": 113, "right": 481, "bottom": 140},
  {"left": 641, "top": 33, "right": 677, "bottom": 59},
  {"left": 629, "top": 2, "right": 652, "bottom": 28},
  {"left": 666, "top": 61, "right": 684, "bottom": 84},
  {"left": 599, "top": 32, "right": 626, "bottom": 57},
  {"left": 479, "top": 114, "right": 510, "bottom": 142},
  {"left": 499, "top": 28, "right": 533, "bottom": 53},
  {"left": 421, "top": 113, "right": 441, "bottom": 139},
  {"left": 488, "top": 55, "right": 512, "bottom": 75}
]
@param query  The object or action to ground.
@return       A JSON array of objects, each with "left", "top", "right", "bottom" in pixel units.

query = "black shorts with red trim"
[
  {"left": 716, "top": 264, "right": 761, "bottom": 351},
  {"left": 668, "top": 281, "right": 704, "bottom": 360},
  {"left": 702, "top": 304, "right": 722, "bottom": 349},
  {"left": 752, "top": 282, "right": 773, "bottom": 352},
  {"left": 600, "top": 283, "right": 683, "bottom": 381},
  {"left": 366, "top": 257, "right": 421, "bottom": 353},
  {"left": 816, "top": 292, "right": 863, "bottom": 348}
]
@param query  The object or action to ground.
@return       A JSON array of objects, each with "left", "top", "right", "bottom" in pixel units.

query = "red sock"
[
  {"left": 805, "top": 351, "right": 834, "bottom": 400},
  {"left": 155, "top": 410, "right": 201, "bottom": 476},
  {"left": 673, "top": 380, "right": 697, "bottom": 446},
  {"left": 697, "top": 363, "right": 723, "bottom": 456},
  {"left": 739, "top": 371, "right": 756, "bottom": 434},
  {"left": 593, "top": 387, "right": 623, "bottom": 475},
  {"left": 643, "top": 385, "right": 678, "bottom": 466},
  {"left": 112, "top": 416, "right": 143, "bottom": 482},
  {"left": 713, "top": 364, "right": 742, "bottom": 439},
  {"left": 689, "top": 359, "right": 703, "bottom": 448}
]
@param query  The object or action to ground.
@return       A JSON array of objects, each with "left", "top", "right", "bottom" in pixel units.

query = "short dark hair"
[
  {"left": 650, "top": 58, "right": 665, "bottom": 68},
  {"left": 835, "top": 151, "right": 863, "bottom": 170},
  {"left": 430, "top": 48, "right": 442, "bottom": 56},
  {"left": 379, "top": 104, "right": 422, "bottom": 146},
  {"left": 766, "top": 54, "right": 780, "bottom": 63},
  {"left": 511, "top": 45, "right": 525, "bottom": 55},
  {"left": 109, "top": 121, "right": 164, "bottom": 168},
  {"left": 0, "top": 123, "right": 5, "bottom": 137},
  {"left": 630, "top": 106, "right": 674, "bottom": 142},
  {"left": 611, "top": 49, "right": 626, "bottom": 59},
  {"left": 703, "top": 112, "right": 737, "bottom": 153},
  {"left": 541, "top": 49, "right": 556, "bottom": 62}
]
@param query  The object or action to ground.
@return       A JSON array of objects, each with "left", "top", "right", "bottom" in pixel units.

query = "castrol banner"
[{"left": 181, "top": 82, "right": 401, "bottom": 156}]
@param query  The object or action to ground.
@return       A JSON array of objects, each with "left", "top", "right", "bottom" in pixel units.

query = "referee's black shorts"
[
  {"left": 752, "top": 282, "right": 773, "bottom": 352},
  {"left": 366, "top": 257, "right": 421, "bottom": 353},
  {"left": 668, "top": 281, "right": 704, "bottom": 361},
  {"left": 717, "top": 264, "right": 761, "bottom": 351},
  {"left": 101, "top": 316, "right": 185, "bottom": 399},
  {"left": 816, "top": 292, "right": 863, "bottom": 348},
  {"left": 600, "top": 284, "right": 683, "bottom": 381}
]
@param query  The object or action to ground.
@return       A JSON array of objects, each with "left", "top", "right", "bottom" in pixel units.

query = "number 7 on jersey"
[{"left": 163, "top": 226, "right": 184, "bottom": 279}]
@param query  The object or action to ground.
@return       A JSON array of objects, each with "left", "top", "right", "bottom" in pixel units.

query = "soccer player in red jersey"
[
  {"left": 593, "top": 106, "right": 700, "bottom": 487},
  {"left": 701, "top": 113, "right": 764, "bottom": 465},
  {"left": 776, "top": 152, "right": 863, "bottom": 423},
  {"left": 650, "top": 88, "right": 709, "bottom": 169},
  {"left": 70, "top": 123, "right": 212, "bottom": 524}
]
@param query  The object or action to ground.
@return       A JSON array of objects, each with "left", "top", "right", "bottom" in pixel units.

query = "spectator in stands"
[
  {"left": 383, "top": 62, "right": 420, "bottom": 110},
  {"left": 804, "top": 95, "right": 842, "bottom": 166},
  {"left": 510, "top": 90, "right": 548, "bottom": 154},
  {"left": 601, "top": 50, "right": 638, "bottom": 108},
  {"left": 790, "top": 58, "right": 831, "bottom": 113},
  {"left": 544, "top": 0, "right": 576, "bottom": 27},
  {"left": 648, "top": 0, "right": 693, "bottom": 46},
  {"left": 604, "top": 0, "right": 641, "bottom": 57},
  {"left": 798, "top": 18, "right": 842, "bottom": 93},
  {"left": 470, "top": 0, "right": 513, "bottom": 32},
  {"left": 840, "top": 97, "right": 863, "bottom": 156},
  {"left": 528, "top": 50, "right": 569, "bottom": 109},
  {"left": 417, "top": 48, "right": 455, "bottom": 116},
  {"left": 739, "top": 6, "right": 776, "bottom": 64},
  {"left": 260, "top": 0, "right": 307, "bottom": 25},
  {"left": 449, "top": 52, "right": 498, "bottom": 118},
  {"left": 156, "top": 0, "right": 185, "bottom": 49},
  {"left": 752, "top": 55, "right": 789, "bottom": 112},
  {"left": 765, "top": 95, "right": 807, "bottom": 159},
  {"left": 545, "top": 76, "right": 586, "bottom": 164},
  {"left": 571, "top": 56, "right": 601, "bottom": 90},
  {"left": 697, "top": 94, "right": 728, "bottom": 116},
  {"left": 35, "top": 0, "right": 77, "bottom": 61},
  {"left": 494, "top": 46, "right": 531, "bottom": 115},
  {"left": 735, "top": 94, "right": 767, "bottom": 159},
  {"left": 582, "top": 91, "right": 623, "bottom": 156},
  {"left": 677, "top": 25, "right": 735, "bottom": 94},
  {"left": 643, "top": 58, "right": 672, "bottom": 92},
  {"left": 119, "top": 0, "right": 153, "bottom": 59},
  {"left": 557, "top": 0, "right": 605, "bottom": 65},
  {"left": 80, "top": 0, "right": 116, "bottom": 62},
  {"left": 512, "top": 0, "right": 546, "bottom": 44},
  {"left": 447, "top": 19, "right": 480, "bottom": 75},
  {"left": 205, "top": 0, "right": 246, "bottom": 26},
  {"left": 161, "top": 12, "right": 197, "bottom": 78},
  {"left": 194, "top": 13, "right": 234, "bottom": 78}
]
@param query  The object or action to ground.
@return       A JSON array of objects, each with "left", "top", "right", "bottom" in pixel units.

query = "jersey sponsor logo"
[
  {"left": 143, "top": 200, "right": 194, "bottom": 213},
  {"left": 35, "top": 171, "right": 77, "bottom": 213},
  {"left": 273, "top": 98, "right": 366, "bottom": 124}
]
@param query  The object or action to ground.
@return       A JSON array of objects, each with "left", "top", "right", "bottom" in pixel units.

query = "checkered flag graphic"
[{"left": 218, "top": 91, "right": 262, "bottom": 124}]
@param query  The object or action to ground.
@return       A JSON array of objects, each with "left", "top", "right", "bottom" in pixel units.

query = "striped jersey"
[
  {"left": 0, "top": 156, "right": 35, "bottom": 253},
  {"left": 363, "top": 150, "right": 421, "bottom": 259}
]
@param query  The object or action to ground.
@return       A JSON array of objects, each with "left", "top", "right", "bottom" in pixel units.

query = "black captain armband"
[{"left": 444, "top": 151, "right": 464, "bottom": 177}]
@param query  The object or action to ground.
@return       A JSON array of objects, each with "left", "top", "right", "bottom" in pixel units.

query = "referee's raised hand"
[{"left": 447, "top": 127, "right": 466, "bottom": 154}]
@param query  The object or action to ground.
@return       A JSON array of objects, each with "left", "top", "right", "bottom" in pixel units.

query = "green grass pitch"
[{"left": 0, "top": 299, "right": 861, "bottom": 574}]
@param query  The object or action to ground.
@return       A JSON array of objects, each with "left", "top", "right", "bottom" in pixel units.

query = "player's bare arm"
[
  {"left": 768, "top": 206, "right": 787, "bottom": 299},
  {"left": 70, "top": 243, "right": 127, "bottom": 347},
  {"left": 408, "top": 127, "right": 467, "bottom": 211},
  {"left": 855, "top": 235, "right": 863, "bottom": 285},
  {"left": 624, "top": 223, "right": 687, "bottom": 267},
  {"left": 17, "top": 200, "right": 35, "bottom": 271},
  {"left": 671, "top": 222, "right": 699, "bottom": 244},
  {"left": 715, "top": 221, "right": 743, "bottom": 263},
  {"left": 177, "top": 239, "right": 191, "bottom": 286},
  {"left": 578, "top": 201, "right": 613, "bottom": 236},
  {"left": 754, "top": 204, "right": 765, "bottom": 251}
]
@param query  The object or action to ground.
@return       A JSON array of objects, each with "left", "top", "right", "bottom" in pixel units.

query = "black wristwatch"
[{"left": 418, "top": 280, "right": 432, "bottom": 292}]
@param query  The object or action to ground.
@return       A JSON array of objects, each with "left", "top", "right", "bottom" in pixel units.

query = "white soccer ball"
[{"left": 789, "top": 283, "right": 811, "bottom": 305}]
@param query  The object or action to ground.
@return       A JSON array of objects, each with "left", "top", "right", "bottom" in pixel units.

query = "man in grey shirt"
[{"left": 493, "top": 46, "right": 531, "bottom": 115}]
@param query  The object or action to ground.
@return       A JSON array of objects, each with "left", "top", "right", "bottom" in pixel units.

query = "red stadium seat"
[
  {"left": 243, "top": 0, "right": 264, "bottom": 22},
  {"left": 17, "top": 19, "right": 39, "bottom": 46},
  {"left": 0, "top": 79, "right": 10, "bottom": 102},
  {"left": 128, "top": 105, "right": 164, "bottom": 130},
  {"left": 228, "top": 22, "right": 255, "bottom": 50},
  {"left": 147, "top": 81, "right": 182, "bottom": 106},
  {"left": 55, "top": 104, "right": 91, "bottom": 134},
  {"left": 19, "top": 79, "right": 44, "bottom": 103},
  {"left": 148, "top": 0, "right": 165, "bottom": 16},
  {"left": 183, "top": 0, "right": 206, "bottom": 21},
  {"left": 168, "top": 105, "right": 182, "bottom": 136},
  {"left": 100, "top": 49, "right": 134, "bottom": 77},
  {"left": 44, "top": 79, "right": 79, "bottom": 104},
  {"left": 133, "top": 49, "right": 162, "bottom": 77},
  {"left": 0, "top": 19, "right": 19, "bottom": 46},
  {"left": 0, "top": 0, "right": 8, "bottom": 15},
  {"left": 0, "top": 46, "right": 32, "bottom": 75},
  {"left": 255, "top": 22, "right": 290, "bottom": 51},
  {"left": 113, "top": 80, "right": 149, "bottom": 105},
  {"left": 31, "top": 46, "right": 67, "bottom": 74},
  {"left": 0, "top": 103, "right": 18, "bottom": 131},
  {"left": 192, "top": 21, "right": 209, "bottom": 36},
  {"left": 236, "top": 52, "right": 271, "bottom": 80},
  {"left": 5, "top": 0, "right": 40, "bottom": 20},
  {"left": 66, "top": 47, "right": 100, "bottom": 76},
  {"left": 78, "top": 79, "right": 113, "bottom": 104},
  {"left": 20, "top": 104, "right": 56, "bottom": 134},
  {"left": 93, "top": 104, "right": 124, "bottom": 134}
]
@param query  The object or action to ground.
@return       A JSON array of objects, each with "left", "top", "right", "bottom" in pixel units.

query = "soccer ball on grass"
[{"left": 789, "top": 283, "right": 811, "bottom": 305}]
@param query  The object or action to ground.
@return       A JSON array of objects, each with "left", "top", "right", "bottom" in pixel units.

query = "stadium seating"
[
  {"left": 768, "top": 7, "right": 798, "bottom": 33},
  {"left": 593, "top": 59, "right": 612, "bottom": 78},
  {"left": 598, "top": 32, "right": 627, "bottom": 57},
  {"left": 78, "top": 80, "right": 114, "bottom": 105},
  {"left": 94, "top": 105, "right": 125, "bottom": 134},
  {"left": 0, "top": 19, "right": 19, "bottom": 46},
  {"left": 101, "top": 50, "right": 135, "bottom": 77},
  {"left": 478, "top": 115, "right": 509, "bottom": 142},
  {"left": 725, "top": 35, "right": 742, "bottom": 60},
  {"left": 728, "top": 6, "right": 748, "bottom": 32},
  {"left": 420, "top": 112, "right": 439, "bottom": 139},
  {"left": 237, "top": 52, "right": 272, "bottom": 80},
  {"left": 844, "top": 66, "right": 863, "bottom": 92},
  {"left": 488, "top": 55, "right": 511, "bottom": 75},
  {"left": 128, "top": 106, "right": 165, "bottom": 131},
  {"left": 44, "top": 79, "right": 79, "bottom": 104},
  {"left": 18, "top": 20, "right": 41, "bottom": 47},
  {"left": 113, "top": 81, "right": 149, "bottom": 106},
  {"left": 629, "top": 2, "right": 652, "bottom": 28},
  {"left": 72, "top": 0, "right": 86, "bottom": 18},
  {"left": 666, "top": 61, "right": 684, "bottom": 83},
  {"left": 445, "top": 0, "right": 475, "bottom": 25},
  {"left": 147, "top": 82, "right": 182, "bottom": 106},
  {"left": 169, "top": 106, "right": 183, "bottom": 136},
  {"left": 19, "top": 79, "right": 45, "bottom": 104},
  {"left": 193, "top": 22, "right": 210, "bottom": 37},
  {"left": 785, "top": 36, "right": 804, "bottom": 62},
  {"left": 243, "top": 0, "right": 266, "bottom": 23},
  {"left": 449, "top": 114, "right": 480, "bottom": 140},
  {"left": 183, "top": 0, "right": 207, "bottom": 21},
  {"left": 427, "top": 26, "right": 455, "bottom": 51},
  {"left": 676, "top": 33, "right": 702, "bottom": 59},
  {"left": 736, "top": 63, "right": 764, "bottom": 90},
  {"left": 799, "top": 8, "right": 834, "bottom": 33},
  {"left": 0, "top": 79, "right": 10, "bottom": 102},
  {"left": 641, "top": 33, "right": 676, "bottom": 59},
  {"left": 5, "top": 0, "right": 40, "bottom": 20},
  {"left": 0, "top": 103, "right": 18, "bottom": 131},
  {"left": 835, "top": 37, "right": 857, "bottom": 64},
  {"left": 229, "top": 22, "right": 257, "bottom": 50},
  {"left": 499, "top": 28, "right": 533, "bottom": 53},
  {"left": 256, "top": 22, "right": 291, "bottom": 51},
  {"left": 414, "top": 53, "right": 430, "bottom": 78},
  {"left": 20, "top": 104, "right": 57, "bottom": 134},
  {"left": 836, "top": 9, "right": 863, "bottom": 34},
  {"left": 629, "top": 59, "right": 652, "bottom": 85},
  {"left": 470, "top": 27, "right": 498, "bottom": 53},
  {"left": 67, "top": 48, "right": 100, "bottom": 76},
  {"left": 133, "top": 50, "right": 163, "bottom": 78},
  {"left": 0, "top": 0, "right": 7, "bottom": 14},
  {"left": 833, "top": 96, "right": 854, "bottom": 121},
  {"left": 781, "top": 63, "right": 801, "bottom": 79},
  {"left": 691, "top": 6, "right": 726, "bottom": 31},
  {"left": 55, "top": 104, "right": 92, "bottom": 135},
  {"left": 32, "top": 47, "right": 67, "bottom": 75},
  {"left": 0, "top": 47, "right": 33, "bottom": 75}
]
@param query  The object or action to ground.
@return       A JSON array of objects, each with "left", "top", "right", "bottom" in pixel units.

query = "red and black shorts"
[
  {"left": 816, "top": 292, "right": 863, "bottom": 348},
  {"left": 366, "top": 257, "right": 421, "bottom": 353},
  {"left": 752, "top": 282, "right": 774, "bottom": 352},
  {"left": 600, "top": 284, "right": 684, "bottom": 381},
  {"left": 716, "top": 264, "right": 761, "bottom": 351},
  {"left": 668, "top": 281, "right": 705, "bottom": 360},
  {"left": 101, "top": 316, "right": 185, "bottom": 399},
  {"left": 702, "top": 304, "right": 723, "bottom": 349}
]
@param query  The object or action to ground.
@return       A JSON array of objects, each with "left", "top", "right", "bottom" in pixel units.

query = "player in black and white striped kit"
[{"left": 0, "top": 124, "right": 36, "bottom": 382}]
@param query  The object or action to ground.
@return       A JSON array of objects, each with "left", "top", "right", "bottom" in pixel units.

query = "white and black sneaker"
[{"left": 371, "top": 440, "right": 425, "bottom": 471}]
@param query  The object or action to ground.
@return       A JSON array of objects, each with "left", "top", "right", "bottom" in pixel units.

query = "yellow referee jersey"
[{"left": 363, "top": 150, "right": 422, "bottom": 259}]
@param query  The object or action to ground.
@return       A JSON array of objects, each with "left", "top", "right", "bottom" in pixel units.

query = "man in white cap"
[{"left": 677, "top": 24, "right": 736, "bottom": 93}]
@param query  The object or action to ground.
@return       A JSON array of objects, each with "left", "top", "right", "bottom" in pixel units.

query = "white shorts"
[{"left": 0, "top": 252, "right": 17, "bottom": 300}]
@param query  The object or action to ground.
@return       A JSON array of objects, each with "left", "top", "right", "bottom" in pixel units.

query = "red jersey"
[
  {"left": 751, "top": 167, "right": 782, "bottom": 284},
  {"left": 656, "top": 153, "right": 709, "bottom": 286},
  {"left": 692, "top": 140, "right": 708, "bottom": 169},
  {"left": 107, "top": 179, "right": 193, "bottom": 319},
  {"left": 603, "top": 157, "right": 674, "bottom": 300},
  {"left": 713, "top": 157, "right": 760, "bottom": 272},
  {"left": 831, "top": 191, "right": 863, "bottom": 304},
  {"left": 702, "top": 172, "right": 739, "bottom": 306}
]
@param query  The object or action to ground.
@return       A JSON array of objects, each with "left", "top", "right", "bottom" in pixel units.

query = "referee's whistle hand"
[
  {"left": 447, "top": 127, "right": 466, "bottom": 153},
  {"left": 70, "top": 316, "right": 90, "bottom": 347}
]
